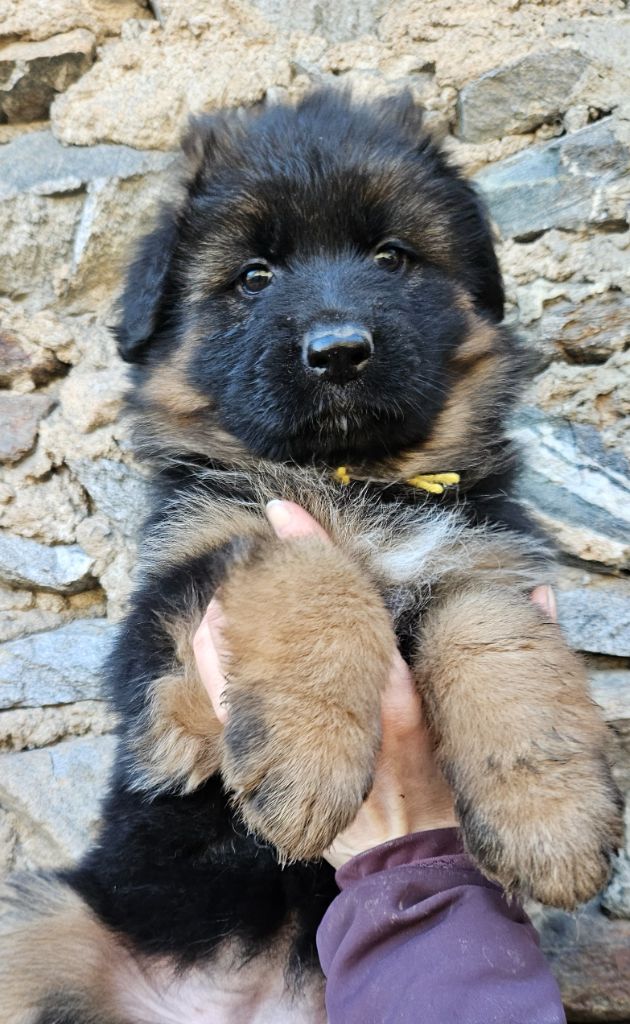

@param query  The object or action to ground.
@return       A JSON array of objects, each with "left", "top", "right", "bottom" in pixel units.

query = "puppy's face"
[{"left": 118, "top": 92, "right": 515, "bottom": 474}]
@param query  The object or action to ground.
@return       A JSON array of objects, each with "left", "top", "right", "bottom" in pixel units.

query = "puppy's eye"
[
  {"left": 374, "top": 244, "right": 407, "bottom": 273},
  {"left": 240, "top": 263, "right": 273, "bottom": 295}
]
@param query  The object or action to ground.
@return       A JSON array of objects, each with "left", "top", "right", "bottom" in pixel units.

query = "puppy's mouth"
[{"left": 254, "top": 401, "right": 416, "bottom": 464}]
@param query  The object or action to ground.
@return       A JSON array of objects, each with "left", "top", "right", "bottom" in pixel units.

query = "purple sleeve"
[{"left": 316, "top": 828, "right": 566, "bottom": 1024}]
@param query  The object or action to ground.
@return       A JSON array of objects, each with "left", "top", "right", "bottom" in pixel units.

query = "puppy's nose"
[{"left": 303, "top": 324, "right": 374, "bottom": 383}]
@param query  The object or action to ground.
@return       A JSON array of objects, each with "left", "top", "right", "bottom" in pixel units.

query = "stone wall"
[{"left": 0, "top": 0, "right": 628, "bottom": 1017}]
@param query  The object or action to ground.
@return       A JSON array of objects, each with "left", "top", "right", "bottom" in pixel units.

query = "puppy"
[{"left": 0, "top": 89, "right": 622, "bottom": 1024}]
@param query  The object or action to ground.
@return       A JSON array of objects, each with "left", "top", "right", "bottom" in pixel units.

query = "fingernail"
[
  {"left": 545, "top": 585, "right": 557, "bottom": 621},
  {"left": 265, "top": 499, "right": 292, "bottom": 535}
]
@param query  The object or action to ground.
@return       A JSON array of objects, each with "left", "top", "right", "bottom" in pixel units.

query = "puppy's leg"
[
  {"left": 0, "top": 875, "right": 127, "bottom": 1024},
  {"left": 219, "top": 535, "right": 394, "bottom": 861},
  {"left": 414, "top": 585, "right": 622, "bottom": 909}
]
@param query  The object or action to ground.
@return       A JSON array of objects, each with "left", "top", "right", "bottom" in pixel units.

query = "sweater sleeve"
[{"left": 316, "top": 828, "right": 566, "bottom": 1024}]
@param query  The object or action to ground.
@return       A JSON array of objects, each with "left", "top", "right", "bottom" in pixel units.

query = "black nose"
[{"left": 303, "top": 324, "right": 374, "bottom": 383}]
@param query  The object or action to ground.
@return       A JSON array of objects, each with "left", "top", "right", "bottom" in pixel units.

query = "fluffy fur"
[{"left": 0, "top": 89, "right": 622, "bottom": 1023}]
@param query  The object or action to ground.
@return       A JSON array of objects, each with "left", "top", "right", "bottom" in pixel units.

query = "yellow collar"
[{"left": 333, "top": 467, "right": 460, "bottom": 495}]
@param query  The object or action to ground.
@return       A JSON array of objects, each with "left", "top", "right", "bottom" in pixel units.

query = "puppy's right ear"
[
  {"left": 114, "top": 114, "right": 240, "bottom": 364},
  {"left": 113, "top": 207, "right": 180, "bottom": 363}
]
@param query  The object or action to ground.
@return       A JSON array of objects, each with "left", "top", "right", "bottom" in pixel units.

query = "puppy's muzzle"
[{"left": 302, "top": 324, "right": 373, "bottom": 384}]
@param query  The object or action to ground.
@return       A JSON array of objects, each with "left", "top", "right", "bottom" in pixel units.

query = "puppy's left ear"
[{"left": 459, "top": 186, "right": 505, "bottom": 322}]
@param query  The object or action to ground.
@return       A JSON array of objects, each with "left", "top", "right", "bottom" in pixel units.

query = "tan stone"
[
  {"left": 0, "top": 393, "right": 54, "bottom": 464},
  {"left": 0, "top": 700, "right": 115, "bottom": 753},
  {"left": 57, "top": 364, "right": 127, "bottom": 433},
  {"left": 0, "top": 191, "right": 84, "bottom": 303},
  {"left": 59, "top": 170, "right": 175, "bottom": 313},
  {"left": 0, "top": 0, "right": 147, "bottom": 44},
  {"left": 0, "top": 302, "right": 78, "bottom": 390},
  {"left": 51, "top": 7, "right": 295, "bottom": 150},
  {"left": 0, "top": 29, "right": 95, "bottom": 123},
  {"left": 533, "top": 354, "right": 630, "bottom": 455},
  {"left": 0, "top": 470, "right": 88, "bottom": 543}
]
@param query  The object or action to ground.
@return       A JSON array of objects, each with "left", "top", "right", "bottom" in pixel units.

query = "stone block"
[
  {"left": 0, "top": 0, "right": 147, "bottom": 45},
  {"left": 514, "top": 411, "right": 630, "bottom": 570},
  {"left": 250, "top": 0, "right": 386, "bottom": 42},
  {"left": 0, "top": 534, "right": 95, "bottom": 593},
  {"left": 0, "top": 618, "right": 114, "bottom": 709},
  {"left": 0, "top": 734, "right": 115, "bottom": 866},
  {"left": 0, "top": 130, "right": 174, "bottom": 302},
  {"left": 0, "top": 29, "right": 95, "bottom": 123},
  {"left": 457, "top": 49, "right": 588, "bottom": 143},
  {"left": 0, "top": 700, "right": 114, "bottom": 753},
  {"left": 0, "top": 392, "right": 54, "bottom": 463},
  {"left": 69, "top": 458, "right": 149, "bottom": 537},
  {"left": 532, "top": 902, "right": 630, "bottom": 1022},
  {"left": 475, "top": 119, "right": 630, "bottom": 239},
  {"left": 525, "top": 291, "right": 630, "bottom": 366},
  {"left": 0, "top": 129, "right": 174, "bottom": 202},
  {"left": 558, "top": 586, "right": 630, "bottom": 658},
  {"left": 0, "top": 469, "right": 89, "bottom": 544}
]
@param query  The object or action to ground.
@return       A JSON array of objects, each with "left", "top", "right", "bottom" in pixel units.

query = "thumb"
[{"left": 265, "top": 499, "right": 331, "bottom": 543}]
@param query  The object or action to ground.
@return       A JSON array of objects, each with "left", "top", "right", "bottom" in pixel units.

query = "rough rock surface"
[
  {"left": 0, "top": 534, "right": 95, "bottom": 593},
  {"left": 0, "top": 0, "right": 629, "bottom": 1017},
  {"left": 0, "top": 29, "right": 95, "bottom": 123}
]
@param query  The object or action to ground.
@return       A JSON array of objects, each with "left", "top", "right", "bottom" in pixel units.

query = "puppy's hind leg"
[
  {"left": 0, "top": 874, "right": 127, "bottom": 1024},
  {"left": 413, "top": 585, "right": 622, "bottom": 909}
]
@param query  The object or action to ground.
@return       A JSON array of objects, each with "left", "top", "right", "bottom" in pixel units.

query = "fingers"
[
  {"left": 193, "top": 597, "right": 230, "bottom": 723},
  {"left": 380, "top": 649, "right": 424, "bottom": 736},
  {"left": 531, "top": 584, "right": 557, "bottom": 621},
  {"left": 194, "top": 502, "right": 331, "bottom": 724},
  {"left": 265, "top": 499, "right": 330, "bottom": 542}
]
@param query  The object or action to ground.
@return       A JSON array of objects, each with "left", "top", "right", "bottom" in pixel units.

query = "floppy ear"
[
  {"left": 114, "top": 114, "right": 243, "bottom": 363},
  {"left": 457, "top": 182, "right": 505, "bottom": 322},
  {"left": 113, "top": 207, "right": 180, "bottom": 363}
]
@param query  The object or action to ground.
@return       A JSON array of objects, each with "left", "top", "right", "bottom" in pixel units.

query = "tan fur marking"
[
  {"left": 219, "top": 534, "right": 395, "bottom": 861},
  {"left": 144, "top": 500, "right": 263, "bottom": 575},
  {"left": 415, "top": 586, "right": 622, "bottom": 908},
  {"left": 0, "top": 876, "right": 125, "bottom": 1023},
  {"left": 132, "top": 609, "right": 223, "bottom": 793}
]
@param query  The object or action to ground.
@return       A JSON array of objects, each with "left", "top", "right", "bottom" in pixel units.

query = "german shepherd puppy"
[{"left": 0, "top": 90, "right": 621, "bottom": 1023}]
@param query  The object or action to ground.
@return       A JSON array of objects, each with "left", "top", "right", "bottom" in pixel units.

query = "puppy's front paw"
[
  {"left": 219, "top": 534, "right": 394, "bottom": 861},
  {"left": 418, "top": 586, "right": 623, "bottom": 909},
  {"left": 457, "top": 752, "right": 622, "bottom": 909},
  {"left": 222, "top": 687, "right": 378, "bottom": 860}
]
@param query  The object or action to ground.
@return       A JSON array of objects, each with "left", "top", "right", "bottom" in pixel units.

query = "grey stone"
[
  {"left": 0, "top": 29, "right": 95, "bottom": 123},
  {"left": 513, "top": 410, "right": 630, "bottom": 570},
  {"left": 524, "top": 291, "right": 630, "bottom": 366},
  {"left": 0, "top": 129, "right": 175, "bottom": 201},
  {"left": 558, "top": 586, "right": 630, "bottom": 658},
  {"left": 0, "top": 392, "right": 54, "bottom": 463},
  {"left": 0, "top": 734, "right": 115, "bottom": 865},
  {"left": 603, "top": 853, "right": 630, "bottom": 921},
  {"left": 531, "top": 902, "right": 630, "bottom": 1020},
  {"left": 475, "top": 119, "right": 630, "bottom": 238},
  {"left": 250, "top": 0, "right": 386, "bottom": 42},
  {"left": 0, "top": 619, "right": 114, "bottom": 709},
  {"left": 0, "top": 534, "right": 95, "bottom": 593},
  {"left": 590, "top": 670, "right": 630, "bottom": 725},
  {"left": 69, "top": 458, "right": 149, "bottom": 537},
  {"left": 457, "top": 49, "right": 588, "bottom": 144}
]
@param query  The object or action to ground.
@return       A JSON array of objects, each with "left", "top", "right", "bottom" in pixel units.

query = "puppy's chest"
[{"left": 110, "top": 948, "right": 326, "bottom": 1024}]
